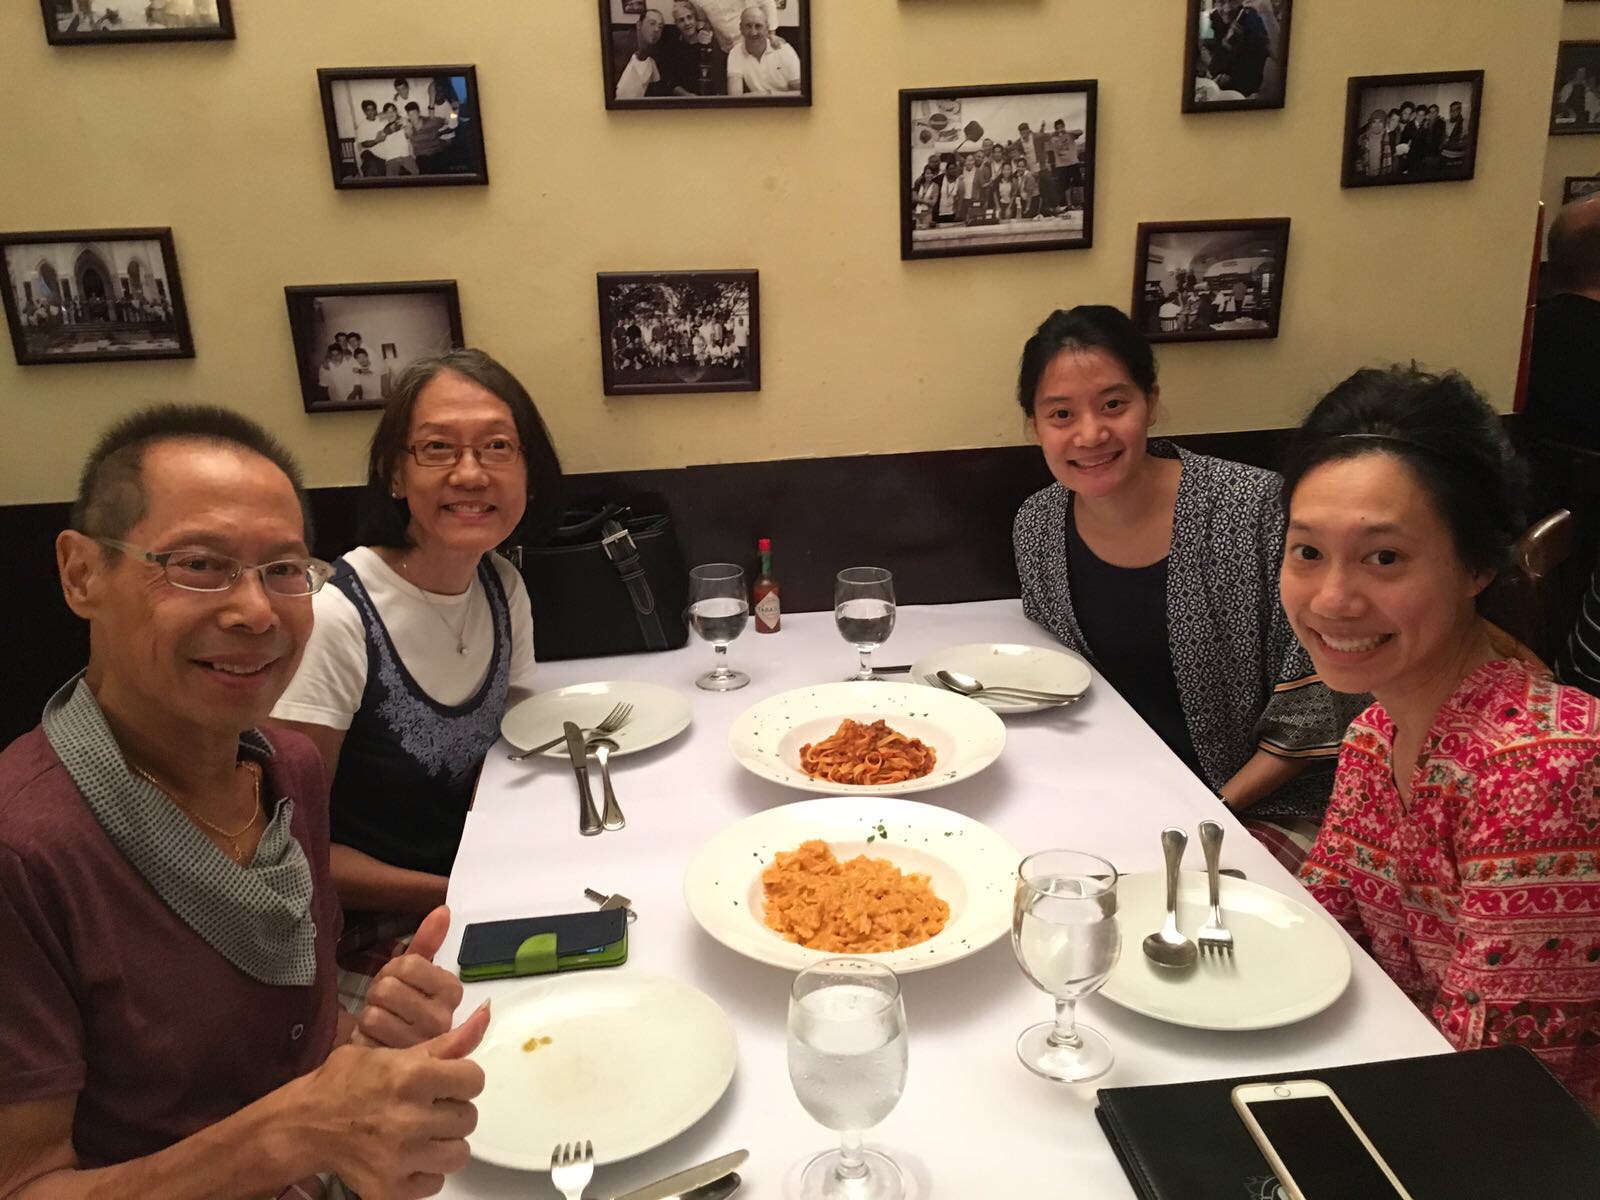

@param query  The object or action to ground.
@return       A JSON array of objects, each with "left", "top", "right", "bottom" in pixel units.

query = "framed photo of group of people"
[
  {"left": 1132, "top": 219, "right": 1291, "bottom": 345},
  {"left": 1183, "top": 0, "right": 1293, "bottom": 113},
  {"left": 316, "top": 67, "right": 489, "bottom": 189},
  {"left": 599, "top": 0, "right": 811, "bottom": 109},
  {"left": 38, "top": 0, "right": 233, "bottom": 44},
  {"left": 597, "top": 271, "right": 759, "bottom": 395},
  {"left": 1340, "top": 70, "right": 1483, "bottom": 189}
]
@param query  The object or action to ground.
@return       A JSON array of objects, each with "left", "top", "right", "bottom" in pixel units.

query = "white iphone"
[{"left": 1231, "top": 1080, "right": 1415, "bottom": 1200}]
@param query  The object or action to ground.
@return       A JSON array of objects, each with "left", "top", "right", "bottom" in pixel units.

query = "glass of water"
[
  {"left": 1012, "top": 849, "right": 1120, "bottom": 1083},
  {"left": 834, "top": 567, "right": 895, "bottom": 682},
  {"left": 688, "top": 563, "right": 750, "bottom": 691},
  {"left": 787, "top": 958, "right": 908, "bottom": 1200}
]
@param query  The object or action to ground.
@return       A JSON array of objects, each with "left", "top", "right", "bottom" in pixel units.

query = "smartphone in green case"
[{"left": 456, "top": 909, "right": 628, "bottom": 981}]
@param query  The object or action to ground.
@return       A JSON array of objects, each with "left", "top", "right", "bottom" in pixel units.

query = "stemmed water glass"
[
  {"left": 1012, "top": 849, "right": 1121, "bottom": 1083},
  {"left": 687, "top": 563, "right": 750, "bottom": 691},
  {"left": 834, "top": 567, "right": 896, "bottom": 682},
  {"left": 787, "top": 958, "right": 909, "bottom": 1200}
]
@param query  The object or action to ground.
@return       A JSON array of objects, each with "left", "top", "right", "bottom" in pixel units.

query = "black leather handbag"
[{"left": 515, "top": 502, "right": 690, "bottom": 661}]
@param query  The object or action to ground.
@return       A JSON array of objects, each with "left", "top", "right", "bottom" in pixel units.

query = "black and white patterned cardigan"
[{"left": 1012, "top": 440, "right": 1366, "bottom": 821}]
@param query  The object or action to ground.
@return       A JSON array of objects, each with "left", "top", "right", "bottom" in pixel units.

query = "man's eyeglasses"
[
  {"left": 96, "top": 538, "right": 334, "bottom": 597},
  {"left": 404, "top": 438, "right": 523, "bottom": 469}
]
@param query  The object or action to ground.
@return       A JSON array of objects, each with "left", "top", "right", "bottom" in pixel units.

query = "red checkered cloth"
[
  {"left": 1242, "top": 816, "right": 1320, "bottom": 874},
  {"left": 277, "top": 1174, "right": 353, "bottom": 1198},
  {"left": 335, "top": 910, "right": 420, "bottom": 1015}
]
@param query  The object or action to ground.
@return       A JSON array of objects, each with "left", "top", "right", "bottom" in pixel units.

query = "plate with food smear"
[
  {"left": 683, "top": 795, "right": 1021, "bottom": 973},
  {"left": 726, "top": 681, "right": 1006, "bottom": 796}
]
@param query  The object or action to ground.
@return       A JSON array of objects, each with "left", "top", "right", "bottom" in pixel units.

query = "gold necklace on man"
[
  {"left": 132, "top": 760, "right": 262, "bottom": 864},
  {"left": 398, "top": 555, "right": 470, "bottom": 655}
]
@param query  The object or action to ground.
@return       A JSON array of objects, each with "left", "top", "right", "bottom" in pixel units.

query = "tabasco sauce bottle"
[{"left": 753, "top": 537, "right": 781, "bottom": 633}]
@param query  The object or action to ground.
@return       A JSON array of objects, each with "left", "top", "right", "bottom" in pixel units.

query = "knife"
[
  {"left": 564, "top": 721, "right": 604, "bottom": 837},
  {"left": 612, "top": 1150, "right": 749, "bottom": 1200}
]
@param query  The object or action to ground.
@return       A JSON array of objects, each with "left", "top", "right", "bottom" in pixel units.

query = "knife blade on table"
[
  {"left": 612, "top": 1150, "right": 749, "bottom": 1200},
  {"left": 564, "top": 720, "right": 604, "bottom": 836}
]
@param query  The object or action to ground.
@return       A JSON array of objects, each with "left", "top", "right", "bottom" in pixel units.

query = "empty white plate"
[
  {"left": 501, "top": 680, "right": 692, "bottom": 759},
  {"left": 911, "top": 643, "right": 1091, "bottom": 713}
]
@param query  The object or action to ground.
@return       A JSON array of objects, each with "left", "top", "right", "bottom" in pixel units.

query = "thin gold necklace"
[
  {"left": 133, "top": 760, "right": 262, "bottom": 864},
  {"left": 398, "top": 555, "right": 470, "bottom": 655}
]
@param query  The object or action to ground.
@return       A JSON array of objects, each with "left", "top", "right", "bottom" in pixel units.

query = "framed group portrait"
[
  {"left": 317, "top": 66, "right": 489, "bottom": 189},
  {"left": 900, "top": 80, "right": 1097, "bottom": 261},
  {"left": 39, "top": 0, "right": 233, "bottom": 44},
  {"left": 597, "top": 270, "right": 759, "bottom": 396},
  {"left": 1183, "top": 0, "right": 1293, "bottom": 113},
  {"left": 600, "top": 0, "right": 811, "bottom": 109},
  {"left": 1132, "top": 218, "right": 1290, "bottom": 345},
  {"left": 1, "top": 227, "right": 194, "bottom": 365},
  {"left": 1342, "top": 70, "right": 1483, "bottom": 188}
]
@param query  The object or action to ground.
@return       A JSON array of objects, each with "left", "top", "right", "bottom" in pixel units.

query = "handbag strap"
[{"left": 600, "top": 519, "right": 669, "bottom": 651}]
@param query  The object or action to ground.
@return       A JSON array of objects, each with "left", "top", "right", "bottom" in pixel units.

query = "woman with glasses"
[{"left": 273, "top": 348, "right": 562, "bottom": 977}]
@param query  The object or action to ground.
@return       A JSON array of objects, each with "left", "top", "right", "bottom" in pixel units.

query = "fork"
[
  {"left": 1197, "top": 819, "right": 1235, "bottom": 959},
  {"left": 550, "top": 1139, "right": 594, "bottom": 1199},
  {"left": 508, "top": 703, "right": 632, "bottom": 761}
]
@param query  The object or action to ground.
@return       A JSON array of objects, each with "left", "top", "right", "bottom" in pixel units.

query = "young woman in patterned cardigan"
[
  {"left": 1285, "top": 365, "right": 1600, "bottom": 1109},
  {"left": 1012, "top": 306, "right": 1363, "bottom": 867}
]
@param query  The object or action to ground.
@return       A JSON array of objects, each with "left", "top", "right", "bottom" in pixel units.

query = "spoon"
[
  {"left": 1142, "top": 827, "right": 1197, "bottom": 969},
  {"left": 589, "top": 737, "right": 625, "bottom": 831},
  {"left": 933, "top": 669, "right": 1082, "bottom": 704}
]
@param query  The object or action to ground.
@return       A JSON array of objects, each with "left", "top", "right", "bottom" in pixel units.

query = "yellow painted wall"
[
  {"left": 1543, "top": 3, "right": 1600, "bottom": 245},
  {"left": 0, "top": 0, "right": 1563, "bottom": 504}
]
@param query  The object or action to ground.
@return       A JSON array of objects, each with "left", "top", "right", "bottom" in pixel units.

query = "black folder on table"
[{"left": 1095, "top": 1047, "right": 1600, "bottom": 1200}]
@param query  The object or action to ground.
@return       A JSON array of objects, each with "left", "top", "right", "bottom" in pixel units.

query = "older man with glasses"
[{"left": 0, "top": 405, "right": 487, "bottom": 1199}]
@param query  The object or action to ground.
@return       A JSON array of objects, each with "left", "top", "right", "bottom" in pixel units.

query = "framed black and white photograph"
[
  {"left": 1552, "top": 43, "right": 1600, "bottom": 135},
  {"left": 317, "top": 67, "right": 488, "bottom": 189},
  {"left": 285, "top": 281, "right": 464, "bottom": 413},
  {"left": 1565, "top": 175, "right": 1600, "bottom": 205},
  {"left": 597, "top": 271, "right": 758, "bottom": 396},
  {"left": 900, "top": 80, "right": 1097, "bottom": 261},
  {"left": 600, "top": 0, "right": 810, "bottom": 109},
  {"left": 1183, "top": 0, "right": 1292, "bottom": 113},
  {"left": 40, "top": 0, "right": 233, "bottom": 44},
  {"left": 1342, "top": 71, "right": 1483, "bottom": 188},
  {"left": 1, "top": 228, "right": 194, "bottom": 365},
  {"left": 1132, "top": 219, "right": 1290, "bottom": 345}
]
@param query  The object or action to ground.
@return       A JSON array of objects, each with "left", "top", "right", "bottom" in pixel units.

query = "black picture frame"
[
  {"left": 317, "top": 66, "right": 489, "bottom": 190},
  {"left": 900, "top": 80, "right": 1097, "bottom": 262},
  {"left": 1552, "top": 43, "right": 1600, "bottom": 136},
  {"left": 599, "top": 0, "right": 811, "bottom": 110},
  {"left": 284, "top": 280, "right": 464, "bottom": 414},
  {"left": 1564, "top": 175, "right": 1600, "bottom": 205},
  {"left": 1132, "top": 218, "right": 1291, "bottom": 345},
  {"left": 1, "top": 227, "right": 195, "bottom": 365},
  {"left": 597, "top": 270, "right": 760, "bottom": 396},
  {"left": 40, "top": 0, "right": 234, "bottom": 44},
  {"left": 1182, "top": 0, "right": 1293, "bottom": 114},
  {"left": 1341, "top": 70, "right": 1483, "bottom": 188}
]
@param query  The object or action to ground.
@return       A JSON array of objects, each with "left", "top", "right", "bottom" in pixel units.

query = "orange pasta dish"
[
  {"left": 798, "top": 718, "right": 936, "bottom": 786},
  {"left": 762, "top": 839, "right": 950, "bottom": 953}
]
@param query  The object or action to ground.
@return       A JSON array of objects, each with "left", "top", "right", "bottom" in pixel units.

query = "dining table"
[{"left": 436, "top": 598, "right": 1449, "bottom": 1200}]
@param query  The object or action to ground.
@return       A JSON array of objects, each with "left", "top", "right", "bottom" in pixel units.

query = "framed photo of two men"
[
  {"left": 1183, "top": 0, "right": 1293, "bottom": 113},
  {"left": 900, "top": 80, "right": 1098, "bottom": 262},
  {"left": 39, "top": 0, "right": 233, "bottom": 44},
  {"left": 601, "top": 0, "right": 812, "bottom": 110},
  {"left": 317, "top": 66, "right": 489, "bottom": 190}
]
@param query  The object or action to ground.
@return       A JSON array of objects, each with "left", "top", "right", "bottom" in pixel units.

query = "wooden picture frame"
[
  {"left": 599, "top": 0, "right": 811, "bottom": 110},
  {"left": 1182, "top": 0, "right": 1294, "bottom": 113},
  {"left": 1132, "top": 218, "right": 1291, "bottom": 345},
  {"left": 317, "top": 66, "right": 489, "bottom": 190},
  {"left": 1342, "top": 70, "right": 1484, "bottom": 188},
  {"left": 597, "top": 270, "right": 760, "bottom": 396},
  {"left": 40, "top": 0, "right": 234, "bottom": 44},
  {"left": 1564, "top": 175, "right": 1600, "bottom": 204},
  {"left": 1552, "top": 43, "right": 1600, "bottom": 136}
]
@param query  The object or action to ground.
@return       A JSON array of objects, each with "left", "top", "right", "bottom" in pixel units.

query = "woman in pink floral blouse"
[{"left": 1283, "top": 365, "right": 1600, "bottom": 1109}]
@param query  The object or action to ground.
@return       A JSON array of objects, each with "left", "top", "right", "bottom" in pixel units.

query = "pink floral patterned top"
[{"left": 1299, "top": 658, "right": 1600, "bottom": 1110}]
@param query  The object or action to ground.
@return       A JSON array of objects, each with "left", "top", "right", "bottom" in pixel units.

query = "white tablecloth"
[{"left": 438, "top": 599, "right": 1445, "bottom": 1199}]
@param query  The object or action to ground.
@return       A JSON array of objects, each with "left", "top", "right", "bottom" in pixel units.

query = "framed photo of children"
[
  {"left": 1552, "top": 43, "right": 1600, "bottom": 135},
  {"left": 597, "top": 270, "right": 759, "bottom": 396},
  {"left": 1132, "top": 219, "right": 1290, "bottom": 345},
  {"left": 900, "top": 80, "right": 1097, "bottom": 262},
  {"left": 317, "top": 66, "right": 488, "bottom": 189},
  {"left": 1183, "top": 0, "right": 1293, "bottom": 113},
  {"left": 1565, "top": 176, "right": 1600, "bottom": 204},
  {"left": 1341, "top": 70, "right": 1483, "bottom": 188},
  {"left": 40, "top": 0, "right": 234, "bottom": 44},
  {"left": 285, "top": 281, "right": 464, "bottom": 413},
  {"left": 600, "top": 0, "right": 811, "bottom": 110},
  {"left": 1, "top": 227, "right": 195, "bottom": 365}
]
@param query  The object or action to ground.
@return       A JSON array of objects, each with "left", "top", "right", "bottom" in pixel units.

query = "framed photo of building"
[
  {"left": 1132, "top": 219, "right": 1290, "bottom": 345},
  {"left": 597, "top": 270, "right": 759, "bottom": 396},
  {"left": 1183, "top": 0, "right": 1293, "bottom": 113},
  {"left": 317, "top": 67, "right": 488, "bottom": 189},
  {"left": 1564, "top": 175, "right": 1600, "bottom": 204},
  {"left": 40, "top": 0, "right": 234, "bottom": 44},
  {"left": 284, "top": 281, "right": 464, "bottom": 413},
  {"left": 1342, "top": 70, "right": 1483, "bottom": 188},
  {"left": 900, "top": 80, "right": 1097, "bottom": 261},
  {"left": 1552, "top": 43, "right": 1600, "bottom": 135},
  {"left": 1, "top": 227, "right": 194, "bottom": 365},
  {"left": 600, "top": 0, "right": 811, "bottom": 109}
]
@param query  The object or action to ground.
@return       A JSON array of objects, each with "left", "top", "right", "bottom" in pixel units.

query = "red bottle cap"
[{"left": 758, "top": 537, "right": 772, "bottom": 551}]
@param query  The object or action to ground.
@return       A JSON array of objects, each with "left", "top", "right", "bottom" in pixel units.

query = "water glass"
[
  {"left": 834, "top": 567, "right": 895, "bottom": 682},
  {"left": 787, "top": 958, "right": 908, "bottom": 1200},
  {"left": 688, "top": 563, "right": 750, "bottom": 691},
  {"left": 1012, "top": 849, "right": 1120, "bottom": 1083}
]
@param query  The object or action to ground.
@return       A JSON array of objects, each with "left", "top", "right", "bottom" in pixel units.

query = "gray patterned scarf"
[{"left": 41, "top": 675, "right": 318, "bottom": 986}]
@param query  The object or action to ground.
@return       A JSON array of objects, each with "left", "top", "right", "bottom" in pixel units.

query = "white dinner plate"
[
  {"left": 1100, "top": 871, "right": 1352, "bottom": 1031},
  {"left": 910, "top": 642, "right": 1092, "bottom": 714},
  {"left": 468, "top": 972, "right": 737, "bottom": 1170},
  {"left": 501, "top": 681, "right": 692, "bottom": 759},
  {"left": 726, "top": 681, "right": 1005, "bottom": 796},
  {"left": 683, "top": 795, "right": 1021, "bottom": 973}
]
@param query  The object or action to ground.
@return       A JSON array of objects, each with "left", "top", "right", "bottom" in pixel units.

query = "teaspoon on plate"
[
  {"left": 1142, "top": 826, "right": 1198, "bottom": 969},
  {"left": 932, "top": 668, "right": 1083, "bottom": 704}
]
